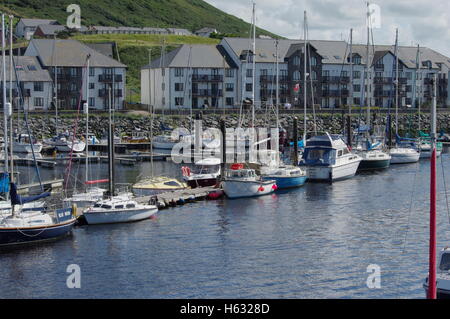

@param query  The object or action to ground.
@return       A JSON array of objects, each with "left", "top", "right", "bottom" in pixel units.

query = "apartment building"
[
  {"left": 25, "top": 39, "right": 127, "bottom": 110},
  {"left": 141, "top": 37, "right": 450, "bottom": 110},
  {"left": 0, "top": 56, "right": 53, "bottom": 111}
]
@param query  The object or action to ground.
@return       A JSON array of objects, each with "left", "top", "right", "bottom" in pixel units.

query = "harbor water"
[{"left": 2, "top": 151, "right": 450, "bottom": 298}]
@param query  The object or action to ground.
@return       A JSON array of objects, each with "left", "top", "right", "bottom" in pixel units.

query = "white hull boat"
[
  {"left": 83, "top": 194, "right": 158, "bottom": 225},
  {"left": 222, "top": 165, "right": 277, "bottom": 199},
  {"left": 12, "top": 142, "right": 43, "bottom": 153},
  {"left": 389, "top": 147, "right": 420, "bottom": 164},
  {"left": 300, "top": 133, "right": 362, "bottom": 182},
  {"left": 63, "top": 187, "right": 106, "bottom": 209}
]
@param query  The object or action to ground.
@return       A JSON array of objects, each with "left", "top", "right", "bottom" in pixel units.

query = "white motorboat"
[
  {"left": 132, "top": 176, "right": 187, "bottom": 196},
  {"left": 389, "top": 147, "right": 420, "bottom": 164},
  {"left": 152, "top": 135, "right": 179, "bottom": 150},
  {"left": 181, "top": 157, "right": 221, "bottom": 188},
  {"left": 299, "top": 133, "right": 362, "bottom": 182},
  {"left": 222, "top": 164, "right": 277, "bottom": 199},
  {"left": 44, "top": 133, "right": 86, "bottom": 152},
  {"left": 419, "top": 141, "right": 443, "bottom": 159},
  {"left": 260, "top": 165, "right": 307, "bottom": 189},
  {"left": 82, "top": 193, "right": 157, "bottom": 225},
  {"left": 12, "top": 134, "right": 43, "bottom": 153}
]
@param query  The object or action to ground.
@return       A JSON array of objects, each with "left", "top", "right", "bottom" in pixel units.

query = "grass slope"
[{"left": 1, "top": 0, "right": 278, "bottom": 37}]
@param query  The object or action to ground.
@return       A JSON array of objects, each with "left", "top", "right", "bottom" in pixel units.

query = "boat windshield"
[
  {"left": 440, "top": 253, "right": 450, "bottom": 271},
  {"left": 302, "top": 148, "right": 336, "bottom": 165}
]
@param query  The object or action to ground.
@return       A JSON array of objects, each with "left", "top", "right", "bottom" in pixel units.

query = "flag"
[{"left": 294, "top": 83, "right": 300, "bottom": 92}]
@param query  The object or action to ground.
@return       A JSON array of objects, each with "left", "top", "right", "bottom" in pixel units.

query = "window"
[
  {"left": 225, "top": 83, "right": 234, "bottom": 92},
  {"left": 246, "top": 83, "right": 252, "bottom": 92},
  {"left": 162, "top": 83, "right": 165, "bottom": 91},
  {"left": 175, "top": 83, "right": 184, "bottom": 91},
  {"left": 70, "top": 67, "right": 77, "bottom": 77},
  {"left": 311, "top": 57, "right": 317, "bottom": 66},
  {"left": 126, "top": 204, "right": 136, "bottom": 209},
  {"left": 34, "top": 97, "right": 44, "bottom": 107},
  {"left": 89, "top": 68, "right": 95, "bottom": 76},
  {"left": 226, "top": 97, "right": 234, "bottom": 106},
  {"left": 246, "top": 68, "right": 253, "bottom": 78},
  {"left": 71, "top": 97, "right": 77, "bottom": 107},
  {"left": 322, "top": 70, "right": 329, "bottom": 76},
  {"left": 225, "top": 69, "right": 234, "bottom": 77},
  {"left": 89, "top": 97, "right": 95, "bottom": 107},
  {"left": 89, "top": 83, "right": 95, "bottom": 89},
  {"left": 175, "top": 68, "right": 183, "bottom": 77},
  {"left": 34, "top": 82, "right": 43, "bottom": 92},
  {"left": 293, "top": 56, "right": 300, "bottom": 66},
  {"left": 175, "top": 97, "right": 184, "bottom": 106},
  {"left": 311, "top": 71, "right": 317, "bottom": 80},
  {"left": 293, "top": 71, "right": 300, "bottom": 81},
  {"left": 115, "top": 205, "right": 124, "bottom": 209},
  {"left": 353, "top": 84, "right": 361, "bottom": 92},
  {"left": 261, "top": 69, "right": 268, "bottom": 76},
  {"left": 352, "top": 54, "right": 361, "bottom": 65},
  {"left": 353, "top": 71, "right": 361, "bottom": 79},
  {"left": 406, "top": 72, "right": 412, "bottom": 80}
]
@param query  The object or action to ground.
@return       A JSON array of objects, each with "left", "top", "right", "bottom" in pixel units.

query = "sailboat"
[
  {"left": 0, "top": 14, "right": 76, "bottom": 246},
  {"left": 388, "top": 29, "right": 420, "bottom": 164},
  {"left": 63, "top": 55, "right": 106, "bottom": 209},
  {"left": 260, "top": 40, "right": 306, "bottom": 189},
  {"left": 82, "top": 88, "right": 158, "bottom": 225},
  {"left": 354, "top": 14, "right": 391, "bottom": 171}
]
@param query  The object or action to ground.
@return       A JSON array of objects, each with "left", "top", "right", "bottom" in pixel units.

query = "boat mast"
[
  {"left": 395, "top": 28, "right": 399, "bottom": 137},
  {"left": 8, "top": 15, "right": 13, "bottom": 189},
  {"left": 275, "top": 39, "right": 279, "bottom": 130},
  {"left": 108, "top": 86, "right": 115, "bottom": 197},
  {"left": 53, "top": 35, "right": 58, "bottom": 136},
  {"left": 303, "top": 10, "right": 307, "bottom": 142},
  {"left": 251, "top": 1, "right": 256, "bottom": 127},
  {"left": 428, "top": 73, "right": 437, "bottom": 299},
  {"left": 2, "top": 14, "right": 9, "bottom": 178},
  {"left": 416, "top": 45, "right": 421, "bottom": 132},
  {"left": 349, "top": 28, "right": 353, "bottom": 116},
  {"left": 85, "top": 55, "right": 90, "bottom": 184},
  {"left": 365, "top": 3, "right": 371, "bottom": 135}
]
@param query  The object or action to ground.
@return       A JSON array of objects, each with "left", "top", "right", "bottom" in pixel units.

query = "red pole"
[{"left": 428, "top": 147, "right": 437, "bottom": 299}]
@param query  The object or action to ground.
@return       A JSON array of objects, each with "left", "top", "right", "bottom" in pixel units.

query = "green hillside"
[{"left": 1, "top": 0, "right": 277, "bottom": 38}]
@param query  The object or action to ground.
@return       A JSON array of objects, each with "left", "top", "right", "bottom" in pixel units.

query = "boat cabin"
[
  {"left": 301, "top": 134, "right": 351, "bottom": 166},
  {"left": 439, "top": 248, "right": 450, "bottom": 273}
]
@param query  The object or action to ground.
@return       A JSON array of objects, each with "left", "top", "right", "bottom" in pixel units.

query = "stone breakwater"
[{"left": 3, "top": 112, "right": 450, "bottom": 140}]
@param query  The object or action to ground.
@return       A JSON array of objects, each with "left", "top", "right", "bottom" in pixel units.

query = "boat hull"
[
  {"left": 306, "top": 161, "right": 361, "bottom": 182},
  {"left": 12, "top": 142, "right": 42, "bottom": 153},
  {"left": 186, "top": 178, "right": 218, "bottom": 189},
  {"left": 358, "top": 159, "right": 390, "bottom": 171},
  {"left": 261, "top": 175, "right": 307, "bottom": 189},
  {"left": 222, "top": 180, "right": 276, "bottom": 199},
  {"left": 390, "top": 151, "right": 420, "bottom": 164},
  {"left": 83, "top": 207, "right": 158, "bottom": 225},
  {"left": 0, "top": 219, "right": 76, "bottom": 246},
  {"left": 152, "top": 141, "right": 176, "bottom": 150},
  {"left": 56, "top": 142, "right": 86, "bottom": 153}
]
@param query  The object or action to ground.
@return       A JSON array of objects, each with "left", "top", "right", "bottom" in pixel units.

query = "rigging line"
[
  {"left": 439, "top": 153, "right": 450, "bottom": 225},
  {"left": 305, "top": 20, "right": 317, "bottom": 135},
  {"left": 401, "top": 160, "right": 421, "bottom": 254},
  {"left": 11, "top": 55, "right": 43, "bottom": 191}
]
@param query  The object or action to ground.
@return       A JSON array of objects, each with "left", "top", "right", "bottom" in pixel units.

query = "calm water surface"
[{"left": 2, "top": 152, "right": 450, "bottom": 298}]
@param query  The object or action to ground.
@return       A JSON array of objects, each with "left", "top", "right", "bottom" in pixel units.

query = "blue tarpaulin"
[{"left": 0, "top": 173, "right": 9, "bottom": 194}]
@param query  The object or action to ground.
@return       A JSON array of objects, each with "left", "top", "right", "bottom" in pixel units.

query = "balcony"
[
  {"left": 98, "top": 74, "right": 123, "bottom": 82},
  {"left": 260, "top": 89, "right": 289, "bottom": 97},
  {"left": 374, "top": 90, "right": 392, "bottom": 97},
  {"left": 374, "top": 64, "right": 385, "bottom": 71},
  {"left": 321, "top": 76, "right": 350, "bottom": 83},
  {"left": 424, "top": 78, "right": 433, "bottom": 85},
  {"left": 322, "top": 90, "right": 348, "bottom": 97},
  {"left": 191, "top": 75, "right": 223, "bottom": 82},
  {"left": 192, "top": 89, "right": 223, "bottom": 97},
  {"left": 98, "top": 89, "right": 123, "bottom": 98},
  {"left": 260, "top": 75, "right": 289, "bottom": 82}
]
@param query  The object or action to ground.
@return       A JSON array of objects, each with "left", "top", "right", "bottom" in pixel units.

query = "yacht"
[
  {"left": 299, "top": 133, "right": 362, "bottom": 182},
  {"left": 13, "top": 133, "right": 42, "bottom": 153},
  {"left": 82, "top": 193, "right": 157, "bottom": 225},
  {"left": 261, "top": 165, "right": 307, "bottom": 189},
  {"left": 222, "top": 164, "right": 277, "bottom": 199},
  {"left": 424, "top": 247, "right": 450, "bottom": 299},
  {"left": 389, "top": 146, "right": 420, "bottom": 164},
  {"left": 355, "top": 140, "right": 391, "bottom": 171},
  {"left": 132, "top": 176, "right": 187, "bottom": 196},
  {"left": 44, "top": 133, "right": 86, "bottom": 153},
  {"left": 181, "top": 157, "right": 221, "bottom": 188}
]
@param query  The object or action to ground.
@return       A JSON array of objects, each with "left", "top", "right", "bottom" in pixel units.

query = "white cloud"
[{"left": 204, "top": 0, "right": 450, "bottom": 56}]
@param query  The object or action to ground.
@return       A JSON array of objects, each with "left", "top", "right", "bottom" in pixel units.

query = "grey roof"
[
  {"left": 3, "top": 56, "right": 52, "bottom": 82},
  {"left": 20, "top": 19, "right": 57, "bottom": 27},
  {"left": 142, "top": 44, "right": 231, "bottom": 69},
  {"left": 222, "top": 37, "right": 450, "bottom": 69},
  {"left": 195, "top": 27, "right": 217, "bottom": 33},
  {"left": 166, "top": 28, "right": 192, "bottom": 35},
  {"left": 29, "top": 39, "right": 126, "bottom": 68},
  {"left": 85, "top": 42, "right": 115, "bottom": 58},
  {"left": 35, "top": 24, "right": 67, "bottom": 36}
]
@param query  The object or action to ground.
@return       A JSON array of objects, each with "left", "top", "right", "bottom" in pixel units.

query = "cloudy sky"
[{"left": 204, "top": 0, "right": 450, "bottom": 56}]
